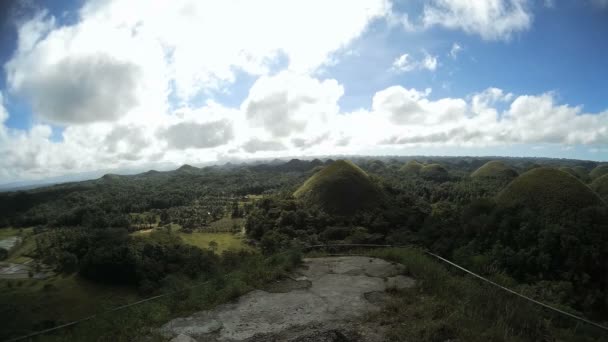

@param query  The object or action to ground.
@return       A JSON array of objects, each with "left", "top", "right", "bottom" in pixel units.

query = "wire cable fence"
[
  {"left": 300, "top": 243, "right": 608, "bottom": 334},
  {"left": 5, "top": 243, "right": 608, "bottom": 341}
]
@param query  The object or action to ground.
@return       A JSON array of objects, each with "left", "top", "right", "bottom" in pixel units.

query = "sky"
[{"left": 0, "top": 0, "right": 607, "bottom": 184}]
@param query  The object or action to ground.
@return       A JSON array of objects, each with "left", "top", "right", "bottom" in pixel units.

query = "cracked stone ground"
[{"left": 160, "top": 256, "right": 415, "bottom": 342}]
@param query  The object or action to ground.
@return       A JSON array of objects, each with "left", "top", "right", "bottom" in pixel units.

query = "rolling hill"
[
  {"left": 293, "top": 160, "right": 383, "bottom": 215},
  {"left": 419, "top": 164, "right": 449, "bottom": 181},
  {"left": 590, "top": 165, "right": 608, "bottom": 180},
  {"left": 400, "top": 160, "right": 424, "bottom": 175},
  {"left": 471, "top": 161, "right": 518, "bottom": 179},
  {"left": 496, "top": 167, "right": 604, "bottom": 220},
  {"left": 590, "top": 174, "right": 608, "bottom": 201}
]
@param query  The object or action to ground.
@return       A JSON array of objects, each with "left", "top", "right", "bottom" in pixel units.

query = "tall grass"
[{"left": 366, "top": 247, "right": 604, "bottom": 342}]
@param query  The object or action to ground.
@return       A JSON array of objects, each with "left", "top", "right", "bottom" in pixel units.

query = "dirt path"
[{"left": 160, "top": 256, "right": 415, "bottom": 342}]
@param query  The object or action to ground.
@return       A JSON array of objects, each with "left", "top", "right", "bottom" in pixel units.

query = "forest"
[{"left": 0, "top": 156, "right": 607, "bottom": 341}]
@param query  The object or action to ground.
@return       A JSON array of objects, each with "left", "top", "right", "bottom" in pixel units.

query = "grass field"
[
  {"left": 132, "top": 223, "right": 253, "bottom": 254},
  {"left": 206, "top": 217, "right": 245, "bottom": 232},
  {"left": 178, "top": 232, "right": 252, "bottom": 253},
  {"left": 0, "top": 227, "right": 33, "bottom": 239}
]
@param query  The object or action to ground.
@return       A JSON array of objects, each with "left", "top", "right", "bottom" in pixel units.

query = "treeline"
[{"left": 245, "top": 173, "right": 608, "bottom": 319}]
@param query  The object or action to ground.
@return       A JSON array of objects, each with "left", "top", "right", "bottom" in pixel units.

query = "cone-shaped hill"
[
  {"left": 419, "top": 164, "right": 449, "bottom": 181},
  {"left": 177, "top": 164, "right": 199, "bottom": 173},
  {"left": 558, "top": 166, "right": 589, "bottom": 182},
  {"left": 591, "top": 174, "right": 608, "bottom": 201},
  {"left": 293, "top": 160, "right": 383, "bottom": 215},
  {"left": 400, "top": 160, "right": 424, "bottom": 175},
  {"left": 496, "top": 167, "right": 605, "bottom": 220},
  {"left": 590, "top": 165, "right": 608, "bottom": 180},
  {"left": 471, "top": 161, "right": 518, "bottom": 179}
]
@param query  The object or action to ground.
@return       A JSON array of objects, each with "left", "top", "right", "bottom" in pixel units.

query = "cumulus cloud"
[
  {"left": 9, "top": 54, "right": 141, "bottom": 124},
  {"left": 75, "top": 0, "right": 390, "bottom": 100},
  {"left": 161, "top": 120, "right": 234, "bottom": 149},
  {"left": 392, "top": 52, "right": 438, "bottom": 73},
  {"left": 242, "top": 138, "right": 286, "bottom": 153},
  {"left": 373, "top": 87, "right": 608, "bottom": 147},
  {"left": 423, "top": 0, "right": 533, "bottom": 41},
  {"left": 243, "top": 71, "right": 343, "bottom": 139}
]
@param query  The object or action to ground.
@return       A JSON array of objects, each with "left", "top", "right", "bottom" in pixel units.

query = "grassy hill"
[
  {"left": 590, "top": 174, "right": 608, "bottom": 201},
  {"left": 400, "top": 160, "right": 424, "bottom": 175},
  {"left": 590, "top": 165, "right": 608, "bottom": 180},
  {"left": 496, "top": 167, "right": 604, "bottom": 220},
  {"left": 558, "top": 166, "right": 590, "bottom": 182},
  {"left": 293, "top": 160, "right": 383, "bottom": 215},
  {"left": 471, "top": 161, "right": 518, "bottom": 179},
  {"left": 419, "top": 164, "right": 449, "bottom": 181}
]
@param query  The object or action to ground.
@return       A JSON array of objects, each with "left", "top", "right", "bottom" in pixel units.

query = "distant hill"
[
  {"left": 471, "top": 161, "right": 518, "bottom": 179},
  {"left": 591, "top": 174, "right": 608, "bottom": 201},
  {"left": 293, "top": 160, "right": 383, "bottom": 215},
  {"left": 590, "top": 165, "right": 608, "bottom": 180},
  {"left": 177, "top": 164, "right": 200, "bottom": 173},
  {"left": 419, "top": 164, "right": 449, "bottom": 181},
  {"left": 400, "top": 160, "right": 424, "bottom": 175},
  {"left": 497, "top": 167, "right": 604, "bottom": 221},
  {"left": 558, "top": 166, "right": 590, "bottom": 182}
]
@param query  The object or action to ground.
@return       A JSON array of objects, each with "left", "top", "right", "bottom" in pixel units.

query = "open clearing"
[
  {"left": 178, "top": 232, "right": 252, "bottom": 253},
  {"left": 160, "top": 256, "right": 415, "bottom": 341}
]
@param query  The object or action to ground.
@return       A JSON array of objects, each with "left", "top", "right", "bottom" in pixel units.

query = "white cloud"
[
  {"left": 242, "top": 71, "right": 343, "bottom": 140},
  {"left": 161, "top": 120, "right": 234, "bottom": 150},
  {"left": 449, "top": 43, "right": 463, "bottom": 59},
  {"left": 0, "top": 92, "right": 7, "bottom": 124},
  {"left": 392, "top": 52, "right": 439, "bottom": 73},
  {"left": 2, "top": 0, "right": 608, "bottom": 183},
  {"left": 423, "top": 0, "right": 533, "bottom": 41},
  {"left": 422, "top": 53, "right": 438, "bottom": 71},
  {"left": 242, "top": 138, "right": 286, "bottom": 153},
  {"left": 76, "top": 0, "right": 390, "bottom": 100}
]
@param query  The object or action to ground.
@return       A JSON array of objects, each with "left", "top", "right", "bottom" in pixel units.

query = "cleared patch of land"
[{"left": 178, "top": 232, "right": 251, "bottom": 253}]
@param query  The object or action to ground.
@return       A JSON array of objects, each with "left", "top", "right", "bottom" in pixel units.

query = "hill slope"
[
  {"left": 419, "top": 164, "right": 449, "bottom": 181},
  {"left": 294, "top": 160, "right": 383, "bottom": 214},
  {"left": 590, "top": 165, "right": 608, "bottom": 180},
  {"left": 591, "top": 174, "right": 608, "bottom": 201},
  {"left": 471, "top": 161, "right": 518, "bottom": 179},
  {"left": 496, "top": 167, "right": 604, "bottom": 220},
  {"left": 400, "top": 160, "right": 424, "bottom": 175}
]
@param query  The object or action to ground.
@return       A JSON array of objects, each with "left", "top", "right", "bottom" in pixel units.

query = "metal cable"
[{"left": 6, "top": 243, "right": 608, "bottom": 341}]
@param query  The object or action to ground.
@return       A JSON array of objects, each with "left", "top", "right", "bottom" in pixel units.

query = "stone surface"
[
  {"left": 170, "top": 334, "right": 198, "bottom": 342},
  {"left": 160, "top": 256, "right": 415, "bottom": 341}
]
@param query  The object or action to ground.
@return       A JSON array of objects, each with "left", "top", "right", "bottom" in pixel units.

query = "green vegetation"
[
  {"left": 0, "top": 274, "right": 138, "bottom": 338},
  {"left": 365, "top": 247, "right": 603, "bottom": 342},
  {"left": 559, "top": 166, "right": 590, "bottom": 182},
  {"left": 590, "top": 165, "right": 608, "bottom": 180},
  {"left": 496, "top": 167, "right": 604, "bottom": 221},
  {"left": 419, "top": 163, "right": 449, "bottom": 181},
  {"left": 3, "top": 250, "right": 302, "bottom": 341},
  {"left": 400, "top": 160, "right": 424, "bottom": 175},
  {"left": 471, "top": 160, "right": 518, "bottom": 179},
  {"left": 293, "top": 160, "right": 383, "bottom": 215},
  {"left": 178, "top": 232, "right": 251, "bottom": 253},
  {"left": 591, "top": 174, "right": 608, "bottom": 200},
  {"left": 1, "top": 156, "right": 607, "bottom": 340}
]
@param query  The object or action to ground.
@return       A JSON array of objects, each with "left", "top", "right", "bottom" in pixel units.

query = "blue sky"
[{"left": 0, "top": 0, "right": 607, "bottom": 183}]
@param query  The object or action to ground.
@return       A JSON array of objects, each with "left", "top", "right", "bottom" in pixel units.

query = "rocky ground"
[{"left": 160, "top": 256, "right": 415, "bottom": 342}]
